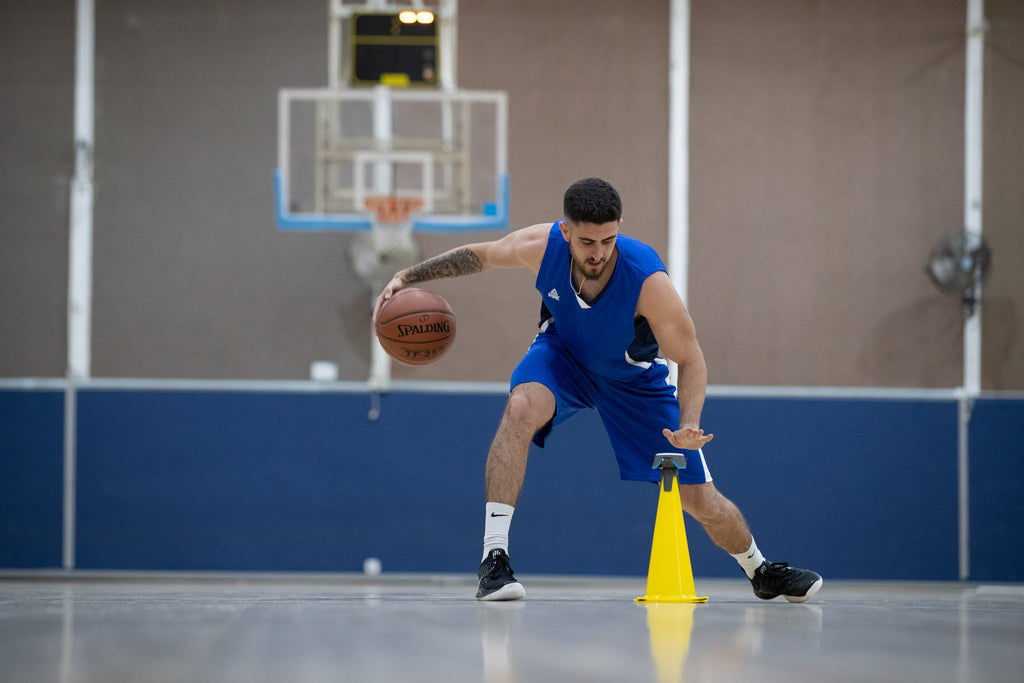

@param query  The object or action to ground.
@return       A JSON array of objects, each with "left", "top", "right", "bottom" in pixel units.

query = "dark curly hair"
[{"left": 563, "top": 177, "right": 622, "bottom": 224}]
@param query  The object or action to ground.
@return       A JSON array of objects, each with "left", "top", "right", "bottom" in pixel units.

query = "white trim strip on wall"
[{"left": 4, "top": 377, "right": 1005, "bottom": 401}]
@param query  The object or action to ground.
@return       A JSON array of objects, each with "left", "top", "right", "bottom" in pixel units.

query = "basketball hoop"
[
  {"left": 364, "top": 196, "right": 424, "bottom": 226},
  {"left": 348, "top": 196, "right": 422, "bottom": 292}
]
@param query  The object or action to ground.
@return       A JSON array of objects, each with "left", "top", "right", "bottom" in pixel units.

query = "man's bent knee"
[{"left": 503, "top": 382, "right": 556, "bottom": 432}]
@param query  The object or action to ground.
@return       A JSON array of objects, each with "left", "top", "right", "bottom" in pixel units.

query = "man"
[{"left": 374, "top": 178, "right": 822, "bottom": 602}]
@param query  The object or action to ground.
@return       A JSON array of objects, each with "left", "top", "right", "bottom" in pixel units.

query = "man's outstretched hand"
[{"left": 662, "top": 426, "right": 714, "bottom": 450}]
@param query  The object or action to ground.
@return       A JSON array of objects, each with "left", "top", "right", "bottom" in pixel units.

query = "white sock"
[
  {"left": 482, "top": 502, "right": 515, "bottom": 560},
  {"left": 731, "top": 537, "right": 766, "bottom": 579}
]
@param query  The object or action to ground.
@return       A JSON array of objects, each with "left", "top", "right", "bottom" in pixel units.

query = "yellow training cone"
[{"left": 636, "top": 454, "right": 708, "bottom": 603}]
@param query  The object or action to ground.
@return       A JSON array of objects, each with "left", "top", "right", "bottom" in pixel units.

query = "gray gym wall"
[{"left": 2, "top": 0, "right": 1022, "bottom": 389}]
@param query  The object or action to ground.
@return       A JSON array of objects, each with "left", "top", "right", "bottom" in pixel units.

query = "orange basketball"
[{"left": 375, "top": 288, "right": 456, "bottom": 366}]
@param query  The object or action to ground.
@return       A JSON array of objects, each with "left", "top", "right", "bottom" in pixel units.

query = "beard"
[{"left": 571, "top": 252, "right": 610, "bottom": 282}]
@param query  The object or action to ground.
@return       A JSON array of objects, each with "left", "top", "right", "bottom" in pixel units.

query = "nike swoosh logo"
[
  {"left": 747, "top": 553, "right": 755, "bottom": 559},
  {"left": 490, "top": 513, "right": 509, "bottom": 517}
]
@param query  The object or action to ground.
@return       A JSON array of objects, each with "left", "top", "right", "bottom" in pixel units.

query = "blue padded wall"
[
  {"left": 968, "top": 398, "right": 1024, "bottom": 581},
  {"left": 74, "top": 390, "right": 503, "bottom": 572},
  {"left": 0, "top": 390, "right": 64, "bottom": 568},
  {"left": 693, "top": 397, "right": 960, "bottom": 580},
  {"left": 3, "top": 387, "right": 1020, "bottom": 580}
]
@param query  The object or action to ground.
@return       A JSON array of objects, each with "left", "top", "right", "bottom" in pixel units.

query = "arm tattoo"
[{"left": 404, "top": 247, "right": 483, "bottom": 283}]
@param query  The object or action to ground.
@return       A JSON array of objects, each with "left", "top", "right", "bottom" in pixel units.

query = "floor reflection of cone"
[
  {"left": 636, "top": 454, "right": 708, "bottom": 603},
  {"left": 479, "top": 602, "right": 523, "bottom": 683},
  {"left": 644, "top": 602, "right": 698, "bottom": 683}
]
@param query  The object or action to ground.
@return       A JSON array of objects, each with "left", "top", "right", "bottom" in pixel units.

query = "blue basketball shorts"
[{"left": 509, "top": 331, "right": 712, "bottom": 484}]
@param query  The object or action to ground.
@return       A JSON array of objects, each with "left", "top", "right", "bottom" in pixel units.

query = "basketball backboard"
[
  {"left": 274, "top": 86, "right": 508, "bottom": 233},
  {"left": 274, "top": 1, "right": 510, "bottom": 390}
]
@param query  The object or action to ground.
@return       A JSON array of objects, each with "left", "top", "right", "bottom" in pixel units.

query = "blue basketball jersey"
[{"left": 533, "top": 221, "right": 667, "bottom": 381}]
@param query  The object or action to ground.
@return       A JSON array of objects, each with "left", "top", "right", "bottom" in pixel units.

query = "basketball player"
[{"left": 374, "top": 178, "right": 822, "bottom": 603}]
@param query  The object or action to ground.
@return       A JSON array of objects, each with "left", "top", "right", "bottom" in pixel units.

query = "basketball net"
[
  {"left": 364, "top": 196, "right": 423, "bottom": 226},
  {"left": 349, "top": 196, "right": 422, "bottom": 292}
]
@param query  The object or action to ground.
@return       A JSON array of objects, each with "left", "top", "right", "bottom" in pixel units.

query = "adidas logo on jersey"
[{"left": 547, "top": 288, "right": 560, "bottom": 301}]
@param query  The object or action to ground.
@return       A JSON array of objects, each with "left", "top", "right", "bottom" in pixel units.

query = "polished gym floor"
[{"left": 1, "top": 574, "right": 1022, "bottom": 682}]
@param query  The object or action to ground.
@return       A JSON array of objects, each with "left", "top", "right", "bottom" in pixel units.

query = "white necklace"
[{"left": 570, "top": 258, "right": 585, "bottom": 297}]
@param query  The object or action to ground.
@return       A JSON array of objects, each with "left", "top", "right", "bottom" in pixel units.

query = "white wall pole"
[
  {"left": 667, "top": 0, "right": 690, "bottom": 388},
  {"left": 65, "top": 0, "right": 96, "bottom": 571},
  {"left": 959, "top": 0, "right": 986, "bottom": 582},
  {"left": 69, "top": 0, "right": 95, "bottom": 382},
  {"left": 963, "top": 0, "right": 985, "bottom": 396}
]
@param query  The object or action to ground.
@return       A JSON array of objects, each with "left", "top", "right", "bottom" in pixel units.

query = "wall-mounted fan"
[{"left": 925, "top": 229, "right": 992, "bottom": 316}]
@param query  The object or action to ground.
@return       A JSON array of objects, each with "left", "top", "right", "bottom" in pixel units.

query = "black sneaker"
[
  {"left": 750, "top": 561, "right": 823, "bottom": 603},
  {"left": 476, "top": 549, "right": 526, "bottom": 601}
]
